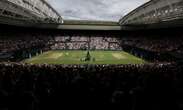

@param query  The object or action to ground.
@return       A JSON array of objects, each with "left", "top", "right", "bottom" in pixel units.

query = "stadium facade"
[{"left": 1, "top": 0, "right": 183, "bottom": 29}]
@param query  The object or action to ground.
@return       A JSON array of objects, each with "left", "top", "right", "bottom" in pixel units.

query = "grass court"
[{"left": 24, "top": 50, "right": 146, "bottom": 64}]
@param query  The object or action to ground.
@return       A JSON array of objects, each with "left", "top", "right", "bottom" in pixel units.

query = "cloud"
[{"left": 46, "top": 0, "right": 149, "bottom": 21}]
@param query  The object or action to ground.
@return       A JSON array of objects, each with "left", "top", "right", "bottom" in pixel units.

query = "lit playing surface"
[{"left": 24, "top": 50, "right": 146, "bottom": 64}]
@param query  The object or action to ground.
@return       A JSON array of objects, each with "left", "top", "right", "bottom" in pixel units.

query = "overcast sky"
[{"left": 47, "top": 0, "right": 149, "bottom": 21}]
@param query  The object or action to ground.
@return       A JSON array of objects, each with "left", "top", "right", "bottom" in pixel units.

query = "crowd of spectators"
[
  {"left": 51, "top": 32, "right": 183, "bottom": 55},
  {"left": 52, "top": 35, "right": 122, "bottom": 50},
  {"left": 121, "top": 33, "right": 183, "bottom": 54},
  {"left": 0, "top": 32, "right": 54, "bottom": 61},
  {"left": 0, "top": 62, "right": 182, "bottom": 109},
  {"left": 0, "top": 33, "right": 51, "bottom": 53}
]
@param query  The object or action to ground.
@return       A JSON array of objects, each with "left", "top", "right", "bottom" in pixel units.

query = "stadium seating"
[
  {"left": 0, "top": 29, "right": 183, "bottom": 62},
  {"left": 0, "top": 62, "right": 182, "bottom": 109}
]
